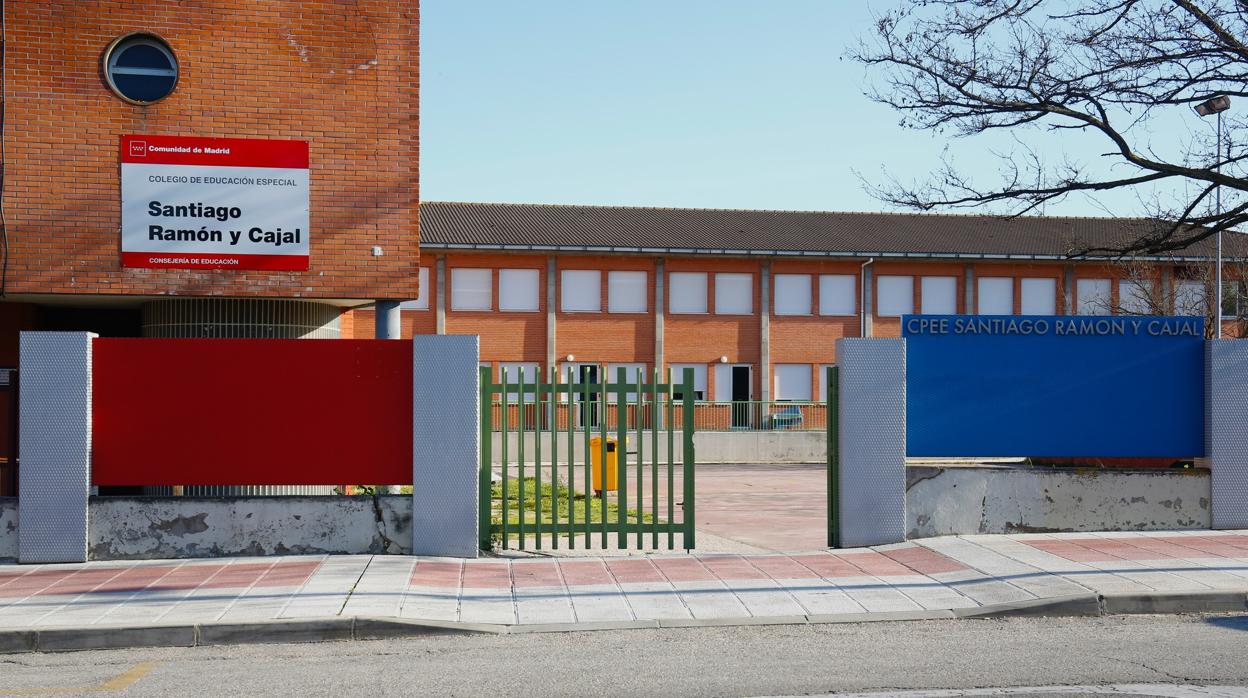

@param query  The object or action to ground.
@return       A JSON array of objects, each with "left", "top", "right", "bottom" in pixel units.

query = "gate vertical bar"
[
  {"left": 667, "top": 368, "right": 675, "bottom": 550},
  {"left": 479, "top": 367, "right": 493, "bottom": 551},
  {"left": 534, "top": 367, "right": 542, "bottom": 550},
  {"left": 617, "top": 367, "right": 629, "bottom": 549},
  {"left": 651, "top": 368, "right": 659, "bottom": 549},
  {"left": 681, "top": 367, "right": 696, "bottom": 550},
  {"left": 635, "top": 367, "right": 644, "bottom": 549},
  {"left": 501, "top": 369, "right": 510, "bottom": 549},
  {"left": 518, "top": 371, "right": 527, "bottom": 550},
  {"left": 599, "top": 370, "right": 608, "bottom": 548},
  {"left": 827, "top": 365, "right": 840, "bottom": 548},
  {"left": 582, "top": 375, "right": 592, "bottom": 548},
  {"left": 567, "top": 370, "right": 576, "bottom": 548},
  {"left": 550, "top": 368, "right": 558, "bottom": 550}
]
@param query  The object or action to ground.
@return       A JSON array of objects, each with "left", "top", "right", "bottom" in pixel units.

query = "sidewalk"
[{"left": 1, "top": 530, "right": 1246, "bottom": 653}]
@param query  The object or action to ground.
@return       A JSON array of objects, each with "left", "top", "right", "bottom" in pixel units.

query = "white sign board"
[{"left": 120, "top": 134, "right": 310, "bottom": 270}]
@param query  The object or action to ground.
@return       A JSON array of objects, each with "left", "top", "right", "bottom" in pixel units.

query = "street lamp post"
[{"left": 1195, "top": 95, "right": 1231, "bottom": 338}]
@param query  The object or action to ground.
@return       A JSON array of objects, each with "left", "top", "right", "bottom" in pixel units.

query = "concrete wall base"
[
  {"left": 907, "top": 465, "right": 1211, "bottom": 538},
  {"left": 86, "top": 496, "right": 412, "bottom": 560}
]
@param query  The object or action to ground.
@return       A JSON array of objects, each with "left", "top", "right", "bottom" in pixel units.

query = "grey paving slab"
[
  {"left": 965, "top": 536, "right": 1152, "bottom": 595},
  {"left": 882, "top": 574, "right": 979, "bottom": 611},
  {"left": 927, "top": 569, "right": 1036, "bottom": 606},
  {"left": 669, "top": 579, "right": 752, "bottom": 620},
  {"left": 614, "top": 581, "right": 693, "bottom": 621},
  {"left": 341, "top": 556, "right": 417, "bottom": 618},
  {"left": 834, "top": 575, "right": 924, "bottom": 613},
  {"left": 514, "top": 586, "right": 577, "bottom": 625},
  {"left": 566, "top": 584, "right": 634, "bottom": 623},
  {"left": 279, "top": 555, "right": 368, "bottom": 619},
  {"left": 718, "top": 578, "right": 808, "bottom": 617},
  {"left": 923, "top": 536, "right": 1095, "bottom": 598}
]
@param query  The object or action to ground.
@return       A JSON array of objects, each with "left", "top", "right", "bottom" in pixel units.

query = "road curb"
[
  {"left": 0, "top": 590, "right": 1245, "bottom": 653},
  {"left": 954, "top": 593, "right": 1103, "bottom": 619}
]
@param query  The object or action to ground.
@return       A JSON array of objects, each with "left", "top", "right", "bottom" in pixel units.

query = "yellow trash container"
[{"left": 590, "top": 436, "right": 618, "bottom": 494}]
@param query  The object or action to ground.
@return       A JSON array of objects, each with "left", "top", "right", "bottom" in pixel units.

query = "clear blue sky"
[{"left": 420, "top": 1, "right": 1211, "bottom": 216}]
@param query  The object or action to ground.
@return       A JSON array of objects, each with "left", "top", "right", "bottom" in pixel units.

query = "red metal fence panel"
[{"left": 92, "top": 339, "right": 413, "bottom": 486}]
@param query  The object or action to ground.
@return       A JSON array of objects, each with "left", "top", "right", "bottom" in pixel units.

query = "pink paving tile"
[
  {"left": 1079, "top": 541, "right": 1175, "bottom": 561},
  {"left": 38, "top": 568, "right": 130, "bottom": 597},
  {"left": 604, "top": 558, "right": 665, "bottom": 584},
  {"left": 1185, "top": 536, "right": 1248, "bottom": 554},
  {"left": 253, "top": 562, "right": 320, "bottom": 588},
  {"left": 0, "top": 569, "right": 72, "bottom": 598},
  {"left": 743, "top": 555, "right": 821, "bottom": 580},
  {"left": 411, "top": 561, "right": 462, "bottom": 588},
  {"left": 1126, "top": 538, "right": 1219, "bottom": 558},
  {"left": 652, "top": 557, "right": 717, "bottom": 583},
  {"left": 200, "top": 562, "right": 276, "bottom": 590},
  {"left": 837, "top": 551, "right": 915, "bottom": 577},
  {"left": 700, "top": 556, "right": 771, "bottom": 581},
  {"left": 791, "top": 554, "right": 868, "bottom": 579},
  {"left": 880, "top": 546, "right": 970, "bottom": 575},
  {"left": 90, "top": 565, "right": 181, "bottom": 594},
  {"left": 461, "top": 562, "right": 512, "bottom": 590},
  {"left": 511, "top": 561, "right": 563, "bottom": 589},
  {"left": 144, "top": 564, "right": 227, "bottom": 592},
  {"left": 557, "top": 560, "right": 615, "bottom": 587}
]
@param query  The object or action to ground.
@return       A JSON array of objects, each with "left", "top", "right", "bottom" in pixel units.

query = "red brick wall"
[{"left": 2, "top": 1, "right": 418, "bottom": 300}]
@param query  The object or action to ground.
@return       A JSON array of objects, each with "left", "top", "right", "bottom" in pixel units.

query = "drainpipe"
[{"left": 859, "top": 258, "right": 875, "bottom": 337}]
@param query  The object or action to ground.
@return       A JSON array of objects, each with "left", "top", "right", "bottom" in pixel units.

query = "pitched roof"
[{"left": 419, "top": 201, "right": 1248, "bottom": 261}]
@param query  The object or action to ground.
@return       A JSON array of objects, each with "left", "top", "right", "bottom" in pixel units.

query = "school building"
[
  {"left": 0, "top": 2, "right": 420, "bottom": 494},
  {"left": 352, "top": 201, "right": 1247, "bottom": 408}
]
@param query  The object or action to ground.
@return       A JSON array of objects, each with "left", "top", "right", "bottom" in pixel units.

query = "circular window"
[{"left": 103, "top": 34, "right": 178, "bottom": 104}]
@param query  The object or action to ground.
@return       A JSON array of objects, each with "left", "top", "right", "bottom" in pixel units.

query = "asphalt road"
[{"left": 2, "top": 615, "right": 1247, "bottom": 697}]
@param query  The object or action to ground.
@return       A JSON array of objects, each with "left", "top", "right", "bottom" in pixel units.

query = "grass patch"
[{"left": 491, "top": 477, "right": 655, "bottom": 531}]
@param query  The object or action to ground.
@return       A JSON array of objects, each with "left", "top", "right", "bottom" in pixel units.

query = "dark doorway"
[{"left": 731, "top": 365, "right": 751, "bottom": 428}]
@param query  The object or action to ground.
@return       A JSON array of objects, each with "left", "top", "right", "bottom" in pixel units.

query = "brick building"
[
  {"left": 0, "top": 2, "right": 419, "bottom": 494},
  {"left": 0, "top": 1, "right": 419, "bottom": 360},
  {"left": 354, "top": 201, "right": 1246, "bottom": 406}
]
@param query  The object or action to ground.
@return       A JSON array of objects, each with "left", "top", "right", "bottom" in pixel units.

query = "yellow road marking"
[{"left": 0, "top": 661, "right": 157, "bottom": 695}]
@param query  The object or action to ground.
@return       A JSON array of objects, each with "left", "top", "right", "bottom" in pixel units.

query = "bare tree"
[{"left": 856, "top": 1, "right": 1248, "bottom": 255}]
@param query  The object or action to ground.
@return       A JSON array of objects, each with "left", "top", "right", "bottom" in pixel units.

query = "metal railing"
[
  {"left": 487, "top": 399, "right": 827, "bottom": 432},
  {"left": 480, "top": 367, "right": 697, "bottom": 552}
]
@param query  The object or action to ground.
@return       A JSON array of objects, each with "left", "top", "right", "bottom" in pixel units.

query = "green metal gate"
[{"left": 479, "top": 367, "right": 696, "bottom": 551}]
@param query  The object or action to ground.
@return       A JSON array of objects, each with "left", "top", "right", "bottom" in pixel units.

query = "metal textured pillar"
[
  {"left": 19, "top": 332, "right": 94, "bottom": 563},
  {"left": 835, "top": 338, "right": 906, "bottom": 547},
  {"left": 375, "top": 301, "right": 401, "bottom": 340},
  {"left": 1207, "top": 340, "right": 1248, "bottom": 529},
  {"left": 412, "top": 334, "right": 480, "bottom": 557}
]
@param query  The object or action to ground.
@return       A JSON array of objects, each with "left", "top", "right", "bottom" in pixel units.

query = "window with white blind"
[
  {"left": 774, "top": 364, "right": 813, "bottom": 401},
  {"left": 1118, "top": 280, "right": 1154, "bottom": 315},
  {"left": 920, "top": 276, "right": 957, "bottom": 314},
  {"left": 977, "top": 277, "right": 1014, "bottom": 315},
  {"left": 669, "top": 272, "right": 708, "bottom": 314},
  {"left": 818, "top": 364, "right": 835, "bottom": 401},
  {"left": 608, "top": 271, "right": 647, "bottom": 313},
  {"left": 499, "top": 269, "right": 539, "bottom": 312},
  {"left": 774, "top": 274, "right": 812, "bottom": 315},
  {"left": 1077, "top": 278, "right": 1112, "bottom": 315},
  {"left": 606, "top": 363, "right": 647, "bottom": 400},
  {"left": 399, "top": 267, "right": 430, "bottom": 310},
  {"left": 561, "top": 270, "right": 601, "bottom": 312},
  {"left": 450, "top": 268, "right": 491, "bottom": 311},
  {"left": 667, "top": 363, "right": 708, "bottom": 400},
  {"left": 714, "top": 273, "right": 753, "bottom": 315},
  {"left": 1020, "top": 278, "right": 1057, "bottom": 315},
  {"left": 498, "top": 362, "right": 540, "bottom": 398},
  {"left": 877, "top": 276, "right": 914, "bottom": 316},
  {"left": 1175, "top": 280, "right": 1207, "bottom": 316},
  {"left": 819, "top": 275, "right": 856, "bottom": 316}
]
